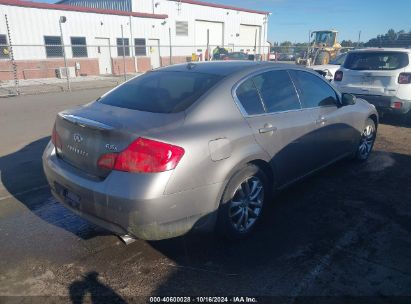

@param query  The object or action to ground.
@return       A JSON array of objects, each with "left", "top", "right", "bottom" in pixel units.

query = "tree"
[
  {"left": 386, "top": 29, "right": 397, "bottom": 41},
  {"left": 341, "top": 40, "right": 354, "bottom": 47},
  {"left": 365, "top": 29, "right": 411, "bottom": 47},
  {"left": 279, "top": 41, "right": 293, "bottom": 53}
]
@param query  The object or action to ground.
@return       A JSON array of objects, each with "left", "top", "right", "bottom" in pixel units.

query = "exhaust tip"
[{"left": 119, "top": 234, "right": 136, "bottom": 245}]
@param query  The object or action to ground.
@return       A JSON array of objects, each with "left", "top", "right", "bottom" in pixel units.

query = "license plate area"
[{"left": 54, "top": 182, "right": 81, "bottom": 209}]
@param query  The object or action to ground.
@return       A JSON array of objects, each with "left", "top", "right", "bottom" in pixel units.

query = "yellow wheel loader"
[{"left": 296, "top": 30, "right": 342, "bottom": 66}]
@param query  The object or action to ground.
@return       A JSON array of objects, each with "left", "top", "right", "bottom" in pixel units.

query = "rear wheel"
[
  {"left": 355, "top": 118, "right": 376, "bottom": 161},
  {"left": 217, "top": 164, "right": 269, "bottom": 240}
]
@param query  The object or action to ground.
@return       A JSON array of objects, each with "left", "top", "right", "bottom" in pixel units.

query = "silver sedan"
[{"left": 43, "top": 61, "right": 378, "bottom": 240}]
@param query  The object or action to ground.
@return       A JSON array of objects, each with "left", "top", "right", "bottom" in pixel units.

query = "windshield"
[
  {"left": 343, "top": 51, "right": 409, "bottom": 70},
  {"left": 314, "top": 31, "right": 336, "bottom": 46},
  {"left": 99, "top": 71, "right": 222, "bottom": 113}
]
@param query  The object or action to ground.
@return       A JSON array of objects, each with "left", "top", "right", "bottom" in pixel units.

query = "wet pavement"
[{"left": 0, "top": 89, "right": 411, "bottom": 303}]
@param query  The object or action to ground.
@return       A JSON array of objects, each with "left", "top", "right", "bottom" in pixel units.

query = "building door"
[
  {"left": 195, "top": 20, "right": 224, "bottom": 60},
  {"left": 148, "top": 39, "right": 160, "bottom": 69},
  {"left": 95, "top": 38, "right": 112, "bottom": 75},
  {"left": 239, "top": 24, "right": 261, "bottom": 54}
]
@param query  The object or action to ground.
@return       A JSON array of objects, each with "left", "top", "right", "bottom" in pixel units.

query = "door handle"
[
  {"left": 259, "top": 124, "right": 277, "bottom": 134},
  {"left": 315, "top": 116, "right": 327, "bottom": 125}
]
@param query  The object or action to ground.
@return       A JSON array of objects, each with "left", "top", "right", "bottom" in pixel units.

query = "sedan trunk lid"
[{"left": 54, "top": 102, "right": 185, "bottom": 178}]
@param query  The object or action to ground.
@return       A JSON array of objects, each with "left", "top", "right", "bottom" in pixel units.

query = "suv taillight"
[
  {"left": 97, "top": 138, "right": 185, "bottom": 173},
  {"left": 398, "top": 73, "right": 411, "bottom": 84},
  {"left": 334, "top": 70, "right": 343, "bottom": 81},
  {"left": 51, "top": 123, "right": 62, "bottom": 151}
]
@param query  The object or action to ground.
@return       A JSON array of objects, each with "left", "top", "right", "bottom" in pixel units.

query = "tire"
[
  {"left": 355, "top": 118, "right": 377, "bottom": 161},
  {"left": 315, "top": 51, "right": 330, "bottom": 65},
  {"left": 217, "top": 164, "right": 269, "bottom": 240}
]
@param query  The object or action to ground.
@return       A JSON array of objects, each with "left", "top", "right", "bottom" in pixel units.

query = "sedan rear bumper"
[{"left": 42, "top": 142, "right": 222, "bottom": 240}]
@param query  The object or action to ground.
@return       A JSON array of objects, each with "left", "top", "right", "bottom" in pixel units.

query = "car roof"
[
  {"left": 153, "top": 61, "right": 293, "bottom": 76},
  {"left": 350, "top": 48, "right": 411, "bottom": 53}
]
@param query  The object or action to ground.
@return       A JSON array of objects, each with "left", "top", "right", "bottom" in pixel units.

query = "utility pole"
[
  {"left": 169, "top": 27, "right": 172, "bottom": 65},
  {"left": 357, "top": 30, "right": 362, "bottom": 48},
  {"left": 59, "top": 16, "right": 70, "bottom": 91},
  {"left": 206, "top": 29, "right": 209, "bottom": 61},
  {"left": 254, "top": 28, "right": 257, "bottom": 60},
  {"left": 121, "top": 24, "right": 126, "bottom": 81}
]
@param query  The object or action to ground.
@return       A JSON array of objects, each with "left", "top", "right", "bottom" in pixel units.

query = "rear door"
[
  {"left": 290, "top": 70, "right": 356, "bottom": 167},
  {"left": 235, "top": 69, "right": 318, "bottom": 186}
]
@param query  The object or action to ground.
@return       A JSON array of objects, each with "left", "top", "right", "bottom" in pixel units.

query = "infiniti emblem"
[{"left": 73, "top": 133, "right": 83, "bottom": 143}]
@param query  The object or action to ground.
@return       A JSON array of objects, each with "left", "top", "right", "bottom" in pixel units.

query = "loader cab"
[{"left": 312, "top": 31, "right": 338, "bottom": 48}]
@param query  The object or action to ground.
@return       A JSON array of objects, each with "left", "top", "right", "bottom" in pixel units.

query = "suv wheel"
[
  {"left": 356, "top": 118, "right": 376, "bottom": 161},
  {"left": 217, "top": 164, "right": 269, "bottom": 240}
]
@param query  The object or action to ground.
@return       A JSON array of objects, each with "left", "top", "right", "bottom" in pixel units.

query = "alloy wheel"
[
  {"left": 358, "top": 123, "right": 375, "bottom": 159},
  {"left": 228, "top": 176, "right": 264, "bottom": 233}
]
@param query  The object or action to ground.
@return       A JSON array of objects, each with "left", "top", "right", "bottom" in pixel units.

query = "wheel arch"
[
  {"left": 249, "top": 159, "right": 274, "bottom": 189},
  {"left": 215, "top": 156, "right": 276, "bottom": 209},
  {"left": 369, "top": 114, "right": 379, "bottom": 129}
]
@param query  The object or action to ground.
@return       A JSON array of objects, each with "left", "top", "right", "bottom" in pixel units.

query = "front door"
[
  {"left": 290, "top": 70, "right": 356, "bottom": 168},
  {"left": 95, "top": 38, "right": 112, "bottom": 75},
  {"left": 148, "top": 39, "right": 160, "bottom": 69},
  {"left": 235, "top": 70, "right": 318, "bottom": 186}
]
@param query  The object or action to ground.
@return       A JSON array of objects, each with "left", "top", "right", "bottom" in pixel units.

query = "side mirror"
[{"left": 341, "top": 93, "right": 356, "bottom": 106}]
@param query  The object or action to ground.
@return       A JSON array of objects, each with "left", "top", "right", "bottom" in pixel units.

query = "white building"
[{"left": 0, "top": 0, "right": 270, "bottom": 80}]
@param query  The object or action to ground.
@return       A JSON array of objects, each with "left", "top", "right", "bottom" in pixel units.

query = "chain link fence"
[
  {"left": 0, "top": 42, "right": 271, "bottom": 96},
  {"left": 5, "top": 42, "right": 411, "bottom": 97}
]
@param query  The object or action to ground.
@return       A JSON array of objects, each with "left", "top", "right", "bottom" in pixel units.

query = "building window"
[
  {"left": 44, "top": 36, "right": 63, "bottom": 58},
  {"left": 176, "top": 21, "right": 188, "bottom": 36},
  {"left": 134, "top": 38, "right": 146, "bottom": 56},
  {"left": 0, "top": 35, "right": 9, "bottom": 59},
  {"left": 71, "top": 37, "right": 88, "bottom": 58},
  {"left": 117, "top": 38, "right": 130, "bottom": 57}
]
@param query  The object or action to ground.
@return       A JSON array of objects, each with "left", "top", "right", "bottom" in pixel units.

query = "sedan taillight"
[
  {"left": 97, "top": 138, "right": 185, "bottom": 173},
  {"left": 51, "top": 123, "right": 62, "bottom": 151},
  {"left": 398, "top": 73, "right": 411, "bottom": 84},
  {"left": 334, "top": 70, "right": 343, "bottom": 82}
]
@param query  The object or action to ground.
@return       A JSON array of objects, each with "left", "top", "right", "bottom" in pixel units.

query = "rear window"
[
  {"left": 99, "top": 71, "right": 222, "bottom": 113},
  {"left": 343, "top": 52, "right": 409, "bottom": 71}
]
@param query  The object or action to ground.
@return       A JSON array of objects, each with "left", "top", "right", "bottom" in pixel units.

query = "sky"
[{"left": 32, "top": 0, "right": 411, "bottom": 43}]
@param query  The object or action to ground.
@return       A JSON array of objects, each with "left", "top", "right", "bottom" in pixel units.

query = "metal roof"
[
  {"left": 0, "top": 0, "right": 168, "bottom": 18},
  {"left": 55, "top": 0, "right": 132, "bottom": 12},
  {"left": 169, "top": 0, "right": 270, "bottom": 15}
]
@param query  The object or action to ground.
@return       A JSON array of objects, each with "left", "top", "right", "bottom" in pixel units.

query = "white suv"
[{"left": 333, "top": 48, "right": 411, "bottom": 121}]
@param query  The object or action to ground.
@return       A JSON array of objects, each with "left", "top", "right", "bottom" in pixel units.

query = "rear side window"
[
  {"left": 236, "top": 79, "right": 265, "bottom": 115},
  {"left": 99, "top": 71, "right": 222, "bottom": 113},
  {"left": 252, "top": 70, "right": 301, "bottom": 113},
  {"left": 291, "top": 70, "right": 338, "bottom": 108},
  {"left": 344, "top": 52, "right": 409, "bottom": 71}
]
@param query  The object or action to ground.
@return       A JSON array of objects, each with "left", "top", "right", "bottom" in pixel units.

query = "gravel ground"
[{"left": 0, "top": 90, "right": 410, "bottom": 303}]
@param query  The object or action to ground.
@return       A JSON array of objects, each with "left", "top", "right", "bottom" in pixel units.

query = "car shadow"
[
  {"left": 147, "top": 148, "right": 411, "bottom": 297},
  {"left": 0, "top": 136, "right": 109, "bottom": 239}
]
